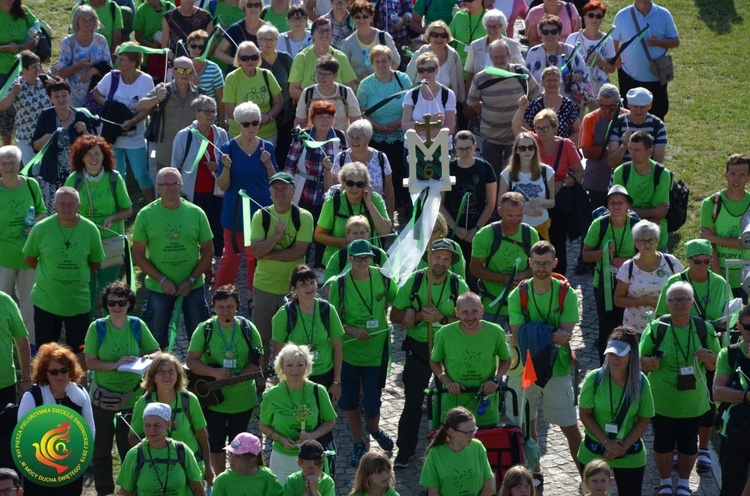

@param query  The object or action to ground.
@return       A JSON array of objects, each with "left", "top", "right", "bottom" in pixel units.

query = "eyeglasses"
[
  {"left": 691, "top": 257, "right": 712, "bottom": 265},
  {"left": 430, "top": 32, "right": 448, "bottom": 39},
  {"left": 586, "top": 13, "right": 604, "bottom": 19},
  {"left": 530, "top": 261, "right": 554, "bottom": 268},
  {"left": 345, "top": 179, "right": 366, "bottom": 188},
  {"left": 517, "top": 144, "right": 536, "bottom": 152},
  {"left": 189, "top": 44, "right": 205, "bottom": 50},
  {"left": 240, "top": 120, "right": 261, "bottom": 128},
  {"left": 534, "top": 124, "right": 551, "bottom": 133},
  {"left": 353, "top": 14, "right": 371, "bottom": 20},
  {"left": 174, "top": 67, "right": 194, "bottom": 75},
  {"left": 453, "top": 426, "right": 478, "bottom": 437},
  {"left": 599, "top": 103, "right": 618, "bottom": 110},
  {"left": 198, "top": 108, "right": 217, "bottom": 115},
  {"left": 316, "top": 70, "right": 334, "bottom": 77},
  {"left": 246, "top": 2, "right": 263, "bottom": 8},
  {"left": 157, "top": 182, "right": 182, "bottom": 188},
  {"left": 157, "top": 369, "right": 177, "bottom": 376},
  {"left": 417, "top": 66, "right": 437, "bottom": 74},
  {"left": 348, "top": 134, "right": 367, "bottom": 142},
  {"left": 635, "top": 238, "right": 656, "bottom": 245},
  {"left": 239, "top": 54, "right": 260, "bottom": 62},
  {"left": 352, "top": 255, "right": 372, "bottom": 263},
  {"left": 456, "top": 146, "right": 474, "bottom": 152},
  {"left": 289, "top": 15, "right": 307, "bottom": 20},
  {"left": 540, "top": 28, "right": 559, "bottom": 36},
  {"left": 47, "top": 367, "right": 70, "bottom": 376},
  {"left": 314, "top": 27, "right": 332, "bottom": 34},
  {"left": 258, "top": 37, "right": 276, "bottom": 42},
  {"left": 668, "top": 297, "right": 692, "bottom": 304},
  {"left": 0, "top": 487, "right": 19, "bottom": 495},
  {"left": 107, "top": 300, "right": 129, "bottom": 308},
  {"left": 485, "top": 23, "right": 503, "bottom": 30}
]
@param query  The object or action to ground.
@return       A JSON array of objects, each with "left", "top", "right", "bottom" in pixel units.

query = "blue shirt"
[{"left": 612, "top": 3, "right": 679, "bottom": 82}]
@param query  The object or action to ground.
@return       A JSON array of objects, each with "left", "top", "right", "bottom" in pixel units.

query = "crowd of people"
[{"left": 0, "top": 0, "right": 749, "bottom": 494}]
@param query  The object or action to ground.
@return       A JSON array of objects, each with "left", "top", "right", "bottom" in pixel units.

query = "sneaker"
[
  {"left": 696, "top": 449, "right": 711, "bottom": 473},
  {"left": 393, "top": 452, "right": 413, "bottom": 468},
  {"left": 369, "top": 428, "right": 394, "bottom": 451},
  {"left": 350, "top": 442, "right": 367, "bottom": 468}
]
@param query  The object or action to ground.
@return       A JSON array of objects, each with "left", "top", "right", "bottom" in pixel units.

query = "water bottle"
[
  {"left": 26, "top": 20, "right": 41, "bottom": 41},
  {"left": 23, "top": 206, "right": 35, "bottom": 237},
  {"left": 390, "top": 10, "right": 399, "bottom": 24}
]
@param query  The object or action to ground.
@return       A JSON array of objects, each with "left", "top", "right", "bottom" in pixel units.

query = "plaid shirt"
[
  {"left": 325, "top": 11, "right": 355, "bottom": 49},
  {"left": 373, "top": 0, "right": 413, "bottom": 44},
  {"left": 284, "top": 127, "right": 346, "bottom": 206}
]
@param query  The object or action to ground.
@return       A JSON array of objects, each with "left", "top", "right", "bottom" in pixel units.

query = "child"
[
  {"left": 349, "top": 449, "right": 399, "bottom": 496},
  {"left": 213, "top": 433, "right": 283, "bottom": 496},
  {"left": 499, "top": 465, "right": 535, "bottom": 496},
  {"left": 582, "top": 460, "right": 613, "bottom": 496},
  {"left": 283, "top": 440, "right": 335, "bottom": 496}
]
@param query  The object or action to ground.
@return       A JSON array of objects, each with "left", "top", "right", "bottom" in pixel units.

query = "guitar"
[{"left": 185, "top": 367, "right": 272, "bottom": 407}]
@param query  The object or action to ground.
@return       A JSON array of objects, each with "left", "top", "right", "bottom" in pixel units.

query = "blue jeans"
[
  {"left": 142, "top": 286, "right": 210, "bottom": 349},
  {"left": 114, "top": 146, "right": 152, "bottom": 189}
]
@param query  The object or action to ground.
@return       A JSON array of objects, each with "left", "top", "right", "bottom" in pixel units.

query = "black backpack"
[
  {"left": 409, "top": 269, "right": 460, "bottom": 310},
  {"left": 0, "top": 386, "right": 44, "bottom": 477},
  {"left": 410, "top": 84, "right": 449, "bottom": 108},
  {"left": 133, "top": 439, "right": 188, "bottom": 486},
  {"left": 650, "top": 315, "right": 709, "bottom": 354},
  {"left": 339, "top": 150, "right": 387, "bottom": 190},
  {"left": 484, "top": 222, "right": 533, "bottom": 268},
  {"left": 621, "top": 162, "right": 688, "bottom": 233},
  {"left": 283, "top": 299, "right": 332, "bottom": 341},
  {"left": 202, "top": 317, "right": 261, "bottom": 366}
]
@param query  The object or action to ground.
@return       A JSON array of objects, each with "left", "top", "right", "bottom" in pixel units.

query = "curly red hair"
[
  {"left": 309, "top": 100, "right": 336, "bottom": 120},
  {"left": 32, "top": 342, "right": 85, "bottom": 385},
  {"left": 69, "top": 134, "right": 116, "bottom": 173}
]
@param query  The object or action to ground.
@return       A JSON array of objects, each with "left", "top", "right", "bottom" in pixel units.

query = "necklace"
[
  {"left": 56, "top": 216, "right": 80, "bottom": 249},
  {"left": 146, "top": 441, "right": 172, "bottom": 494}
]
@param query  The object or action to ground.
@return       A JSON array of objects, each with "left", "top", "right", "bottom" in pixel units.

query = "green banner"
[
  {"left": 167, "top": 296, "right": 183, "bottom": 353},
  {"left": 187, "top": 129, "right": 210, "bottom": 173},
  {"left": 239, "top": 189, "right": 253, "bottom": 247},
  {"left": 0, "top": 55, "right": 21, "bottom": 99},
  {"left": 21, "top": 129, "right": 58, "bottom": 176},
  {"left": 117, "top": 45, "right": 168, "bottom": 55}
]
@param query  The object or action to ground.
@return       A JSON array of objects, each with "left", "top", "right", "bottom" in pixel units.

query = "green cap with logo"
[
  {"left": 348, "top": 239, "right": 375, "bottom": 257},
  {"left": 270, "top": 172, "right": 295, "bottom": 186},
  {"left": 431, "top": 238, "right": 460, "bottom": 264},
  {"left": 685, "top": 239, "right": 712, "bottom": 258}
]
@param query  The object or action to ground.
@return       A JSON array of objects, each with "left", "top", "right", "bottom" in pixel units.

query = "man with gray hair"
[{"left": 580, "top": 83, "right": 627, "bottom": 211}]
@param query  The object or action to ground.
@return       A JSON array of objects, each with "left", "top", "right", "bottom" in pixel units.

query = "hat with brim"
[
  {"left": 348, "top": 239, "right": 375, "bottom": 257},
  {"left": 431, "top": 238, "right": 460, "bottom": 264},
  {"left": 685, "top": 239, "right": 712, "bottom": 259},
  {"left": 223, "top": 432, "right": 261, "bottom": 456},
  {"left": 606, "top": 184, "right": 633, "bottom": 205},
  {"left": 270, "top": 172, "right": 295, "bottom": 186},
  {"left": 626, "top": 87, "right": 653, "bottom": 106},
  {"left": 604, "top": 340, "right": 631, "bottom": 357}
]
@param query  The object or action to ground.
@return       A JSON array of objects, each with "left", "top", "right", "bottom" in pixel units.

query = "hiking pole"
[{"left": 116, "top": 411, "right": 142, "bottom": 442}]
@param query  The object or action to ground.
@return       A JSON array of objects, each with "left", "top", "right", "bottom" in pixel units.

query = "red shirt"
[{"left": 194, "top": 128, "right": 216, "bottom": 194}]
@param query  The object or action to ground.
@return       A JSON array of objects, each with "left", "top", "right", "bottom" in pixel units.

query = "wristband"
[{"left": 159, "top": 276, "right": 168, "bottom": 285}]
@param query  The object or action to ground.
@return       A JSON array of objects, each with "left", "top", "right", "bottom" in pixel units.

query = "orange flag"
[{"left": 521, "top": 349, "right": 537, "bottom": 389}]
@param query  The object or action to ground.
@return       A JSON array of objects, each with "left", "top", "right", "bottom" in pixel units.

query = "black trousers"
[
  {"left": 548, "top": 205, "right": 569, "bottom": 277},
  {"left": 594, "top": 282, "right": 625, "bottom": 365},
  {"left": 396, "top": 336, "right": 433, "bottom": 456},
  {"left": 618, "top": 68, "right": 670, "bottom": 120},
  {"left": 719, "top": 432, "right": 750, "bottom": 496}
]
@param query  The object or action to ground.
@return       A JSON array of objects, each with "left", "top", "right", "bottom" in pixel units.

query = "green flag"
[
  {"left": 117, "top": 45, "right": 168, "bottom": 56},
  {"left": 296, "top": 128, "right": 340, "bottom": 149},
  {"left": 0, "top": 55, "right": 21, "bottom": 99},
  {"left": 485, "top": 66, "right": 529, "bottom": 79},
  {"left": 187, "top": 129, "right": 211, "bottom": 173},
  {"left": 238, "top": 189, "right": 253, "bottom": 246},
  {"left": 196, "top": 25, "right": 221, "bottom": 62},
  {"left": 21, "top": 129, "right": 59, "bottom": 176},
  {"left": 167, "top": 296, "right": 183, "bottom": 353}
]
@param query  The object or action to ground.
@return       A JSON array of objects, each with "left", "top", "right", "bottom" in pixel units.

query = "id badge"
[
  {"left": 464, "top": 44, "right": 470, "bottom": 53},
  {"left": 605, "top": 423, "right": 618, "bottom": 435},
  {"left": 223, "top": 359, "right": 237, "bottom": 369},
  {"left": 366, "top": 319, "right": 379, "bottom": 329},
  {"left": 680, "top": 366, "right": 694, "bottom": 375},
  {"left": 311, "top": 349, "right": 319, "bottom": 360}
]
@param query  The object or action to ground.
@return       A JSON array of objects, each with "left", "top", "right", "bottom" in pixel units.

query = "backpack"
[
  {"left": 334, "top": 269, "right": 391, "bottom": 318},
  {"left": 594, "top": 213, "right": 640, "bottom": 250},
  {"left": 261, "top": 204, "right": 301, "bottom": 244},
  {"left": 518, "top": 273, "right": 570, "bottom": 322},
  {"left": 621, "top": 162, "right": 687, "bottom": 233},
  {"left": 330, "top": 186, "right": 373, "bottom": 232},
  {"left": 202, "top": 317, "right": 261, "bottom": 365},
  {"left": 75, "top": 169, "right": 121, "bottom": 212},
  {"left": 283, "top": 299, "right": 332, "bottom": 341},
  {"left": 336, "top": 245, "right": 384, "bottom": 273},
  {"left": 409, "top": 269, "right": 460, "bottom": 310},
  {"left": 626, "top": 254, "right": 677, "bottom": 282},
  {"left": 485, "top": 223, "right": 533, "bottom": 268},
  {"left": 650, "top": 315, "right": 709, "bottom": 354},
  {"left": 143, "top": 390, "right": 193, "bottom": 431},
  {"left": 410, "top": 84, "right": 449, "bottom": 108},
  {"left": 0, "top": 385, "right": 46, "bottom": 477},
  {"left": 305, "top": 83, "right": 348, "bottom": 108},
  {"left": 339, "top": 150, "right": 387, "bottom": 189},
  {"left": 476, "top": 65, "right": 529, "bottom": 95},
  {"left": 133, "top": 439, "right": 188, "bottom": 489},
  {"left": 508, "top": 167, "right": 549, "bottom": 201},
  {"left": 96, "top": 315, "right": 142, "bottom": 348},
  {"left": 715, "top": 344, "right": 750, "bottom": 436}
]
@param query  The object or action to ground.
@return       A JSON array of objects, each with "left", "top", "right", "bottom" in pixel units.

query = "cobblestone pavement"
[{"left": 94, "top": 238, "right": 722, "bottom": 496}]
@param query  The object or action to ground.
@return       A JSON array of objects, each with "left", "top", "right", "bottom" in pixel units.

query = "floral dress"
[
  {"left": 39, "top": 122, "right": 72, "bottom": 214},
  {"left": 523, "top": 96, "right": 580, "bottom": 139},
  {"left": 57, "top": 33, "right": 112, "bottom": 107}
]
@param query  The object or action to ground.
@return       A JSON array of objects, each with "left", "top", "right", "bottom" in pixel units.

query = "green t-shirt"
[
  {"left": 392, "top": 270, "right": 470, "bottom": 343},
  {"left": 64, "top": 171, "right": 133, "bottom": 238},
  {"left": 131, "top": 391, "right": 207, "bottom": 455},
  {"left": 448, "top": 9, "right": 487, "bottom": 69},
  {"left": 328, "top": 268, "right": 396, "bottom": 367},
  {"left": 507, "top": 278, "right": 579, "bottom": 377},
  {"left": 654, "top": 271, "right": 727, "bottom": 321},
  {"left": 419, "top": 439, "right": 493, "bottom": 494},
  {"left": 0, "top": 7, "right": 37, "bottom": 74},
  {"left": 471, "top": 222, "right": 539, "bottom": 312},
  {"left": 224, "top": 68, "right": 282, "bottom": 139},
  {"left": 213, "top": 466, "right": 283, "bottom": 496},
  {"left": 0, "top": 292, "right": 27, "bottom": 389},
  {"left": 612, "top": 161, "right": 671, "bottom": 248},
  {"left": 716, "top": 342, "right": 749, "bottom": 376},
  {"left": 116, "top": 439, "right": 203, "bottom": 496},
  {"left": 132, "top": 199, "right": 213, "bottom": 292},
  {"left": 283, "top": 471, "right": 335, "bottom": 496},
  {"left": 133, "top": 0, "right": 175, "bottom": 41},
  {"left": 72, "top": 0, "right": 124, "bottom": 49},
  {"left": 324, "top": 245, "right": 388, "bottom": 282},
  {"left": 700, "top": 190, "right": 750, "bottom": 289},
  {"left": 260, "top": 381, "right": 337, "bottom": 456},
  {"left": 413, "top": 0, "right": 454, "bottom": 25},
  {"left": 0, "top": 177, "right": 46, "bottom": 269},
  {"left": 251, "top": 205, "right": 314, "bottom": 295},
  {"left": 23, "top": 215, "right": 105, "bottom": 316},
  {"left": 431, "top": 321, "right": 510, "bottom": 426},
  {"left": 577, "top": 369, "right": 654, "bottom": 469},
  {"left": 317, "top": 192, "right": 390, "bottom": 265},
  {"left": 639, "top": 318, "right": 720, "bottom": 418},
  {"left": 351, "top": 489, "right": 399, "bottom": 496},
  {"left": 583, "top": 216, "right": 637, "bottom": 289},
  {"left": 187, "top": 316, "right": 264, "bottom": 413},
  {"left": 288, "top": 45, "right": 356, "bottom": 90},
  {"left": 271, "top": 299, "right": 345, "bottom": 376},
  {"left": 261, "top": 7, "right": 290, "bottom": 32},
  {"left": 417, "top": 238, "right": 467, "bottom": 279},
  {"left": 83, "top": 317, "right": 160, "bottom": 408}
]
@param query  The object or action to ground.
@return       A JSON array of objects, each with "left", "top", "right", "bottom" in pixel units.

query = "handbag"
[
  {"left": 144, "top": 83, "right": 172, "bottom": 143},
  {"left": 90, "top": 381, "right": 136, "bottom": 411},
  {"left": 561, "top": 45, "right": 596, "bottom": 107},
  {"left": 101, "top": 236, "right": 125, "bottom": 269},
  {"left": 630, "top": 7, "right": 674, "bottom": 85}
]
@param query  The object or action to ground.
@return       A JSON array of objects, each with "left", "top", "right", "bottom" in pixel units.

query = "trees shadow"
[{"left": 693, "top": 0, "right": 743, "bottom": 35}]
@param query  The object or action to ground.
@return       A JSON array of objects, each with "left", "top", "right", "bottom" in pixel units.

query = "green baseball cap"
[
  {"left": 348, "top": 239, "right": 375, "bottom": 257},
  {"left": 431, "top": 238, "right": 460, "bottom": 264},
  {"left": 270, "top": 172, "right": 295, "bottom": 186},
  {"left": 685, "top": 239, "right": 712, "bottom": 258}
]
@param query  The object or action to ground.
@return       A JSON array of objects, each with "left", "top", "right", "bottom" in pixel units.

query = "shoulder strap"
[
  {"left": 377, "top": 151, "right": 386, "bottom": 186},
  {"left": 261, "top": 209, "right": 271, "bottom": 236},
  {"left": 449, "top": 273, "right": 459, "bottom": 302},
  {"left": 336, "top": 273, "right": 347, "bottom": 317},
  {"left": 410, "top": 87, "right": 418, "bottom": 106},
  {"left": 260, "top": 6, "right": 269, "bottom": 19},
  {"left": 107, "top": 70, "right": 121, "bottom": 100},
  {"left": 622, "top": 163, "right": 631, "bottom": 186},
  {"left": 651, "top": 316, "right": 671, "bottom": 352},
  {"left": 394, "top": 72, "right": 404, "bottom": 90},
  {"left": 284, "top": 302, "right": 298, "bottom": 340},
  {"left": 712, "top": 192, "right": 722, "bottom": 221},
  {"left": 25, "top": 177, "right": 38, "bottom": 206},
  {"left": 202, "top": 318, "right": 213, "bottom": 356},
  {"left": 663, "top": 254, "right": 676, "bottom": 274},
  {"left": 109, "top": 170, "right": 120, "bottom": 211},
  {"left": 596, "top": 215, "right": 611, "bottom": 249},
  {"left": 180, "top": 391, "right": 193, "bottom": 428},
  {"left": 441, "top": 86, "right": 449, "bottom": 108},
  {"left": 337, "top": 83, "right": 347, "bottom": 104},
  {"left": 95, "top": 318, "right": 108, "bottom": 348},
  {"left": 487, "top": 223, "right": 503, "bottom": 265},
  {"left": 291, "top": 204, "right": 301, "bottom": 231},
  {"left": 409, "top": 270, "right": 426, "bottom": 309},
  {"left": 557, "top": 279, "right": 569, "bottom": 310},
  {"left": 691, "top": 316, "right": 708, "bottom": 349},
  {"left": 74, "top": 170, "right": 84, "bottom": 191},
  {"left": 237, "top": 316, "right": 260, "bottom": 365},
  {"left": 541, "top": 166, "right": 549, "bottom": 199},
  {"left": 110, "top": 0, "right": 116, "bottom": 21},
  {"left": 127, "top": 316, "right": 142, "bottom": 344},
  {"left": 653, "top": 162, "right": 665, "bottom": 189},
  {"left": 551, "top": 139, "right": 564, "bottom": 172},
  {"left": 521, "top": 224, "right": 532, "bottom": 254},
  {"left": 519, "top": 281, "right": 530, "bottom": 321},
  {"left": 261, "top": 68, "right": 270, "bottom": 95},
  {"left": 181, "top": 128, "right": 194, "bottom": 169},
  {"left": 339, "top": 152, "right": 346, "bottom": 168},
  {"left": 305, "top": 86, "right": 315, "bottom": 107},
  {"left": 29, "top": 385, "right": 43, "bottom": 407},
  {"left": 378, "top": 31, "right": 385, "bottom": 45},
  {"left": 319, "top": 299, "right": 331, "bottom": 331},
  {"left": 627, "top": 258, "right": 634, "bottom": 282}
]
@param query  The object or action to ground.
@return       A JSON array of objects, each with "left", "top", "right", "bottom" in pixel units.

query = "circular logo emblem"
[{"left": 13, "top": 405, "right": 93, "bottom": 487}]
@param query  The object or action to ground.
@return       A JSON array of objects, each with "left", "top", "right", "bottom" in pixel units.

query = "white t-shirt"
[
  {"left": 436, "top": 63, "right": 451, "bottom": 87},
  {"left": 565, "top": 31, "right": 616, "bottom": 83},
  {"left": 96, "top": 71, "right": 155, "bottom": 149},
  {"left": 403, "top": 85, "right": 457, "bottom": 147},
  {"left": 500, "top": 165, "right": 554, "bottom": 226}
]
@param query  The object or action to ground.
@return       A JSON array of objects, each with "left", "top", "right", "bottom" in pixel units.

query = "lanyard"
[
  {"left": 468, "top": 9, "right": 485, "bottom": 43},
  {"left": 214, "top": 317, "right": 238, "bottom": 358},
  {"left": 670, "top": 321, "right": 694, "bottom": 365},
  {"left": 349, "top": 270, "right": 374, "bottom": 315},
  {"left": 607, "top": 377, "right": 627, "bottom": 424},
  {"left": 530, "top": 283, "right": 555, "bottom": 323},
  {"left": 607, "top": 220, "right": 627, "bottom": 258},
  {"left": 298, "top": 302, "right": 317, "bottom": 346},
  {"left": 284, "top": 382, "right": 314, "bottom": 432},
  {"left": 146, "top": 442, "right": 171, "bottom": 494},
  {"left": 432, "top": 277, "right": 448, "bottom": 311},
  {"left": 685, "top": 273, "right": 709, "bottom": 319}
]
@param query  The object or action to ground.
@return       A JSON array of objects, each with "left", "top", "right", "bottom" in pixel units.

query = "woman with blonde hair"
[
  {"left": 349, "top": 449, "right": 399, "bottom": 496},
  {"left": 406, "top": 22, "right": 464, "bottom": 105}
]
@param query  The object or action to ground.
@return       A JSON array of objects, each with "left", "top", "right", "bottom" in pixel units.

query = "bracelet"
[{"left": 159, "top": 275, "right": 168, "bottom": 285}]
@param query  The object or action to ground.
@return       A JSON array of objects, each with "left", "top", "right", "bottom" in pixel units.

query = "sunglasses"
[
  {"left": 517, "top": 144, "right": 536, "bottom": 152},
  {"left": 240, "top": 120, "right": 261, "bottom": 128},
  {"left": 586, "top": 13, "right": 604, "bottom": 19},
  {"left": 417, "top": 66, "right": 437, "bottom": 74},
  {"left": 246, "top": 2, "right": 263, "bottom": 8},
  {"left": 198, "top": 108, "right": 217, "bottom": 114},
  {"left": 430, "top": 32, "right": 448, "bottom": 39},
  {"left": 239, "top": 54, "right": 260, "bottom": 62},
  {"left": 540, "top": 28, "right": 559, "bottom": 36},
  {"left": 47, "top": 367, "right": 70, "bottom": 376},
  {"left": 189, "top": 44, "right": 205, "bottom": 50},
  {"left": 740, "top": 321, "right": 750, "bottom": 331},
  {"left": 345, "top": 179, "right": 366, "bottom": 188},
  {"left": 534, "top": 124, "right": 551, "bottom": 133},
  {"left": 353, "top": 14, "right": 371, "bottom": 20},
  {"left": 289, "top": 15, "right": 307, "bottom": 20},
  {"left": 174, "top": 67, "right": 195, "bottom": 75},
  {"left": 107, "top": 300, "right": 129, "bottom": 307},
  {"left": 691, "top": 258, "right": 712, "bottom": 265}
]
